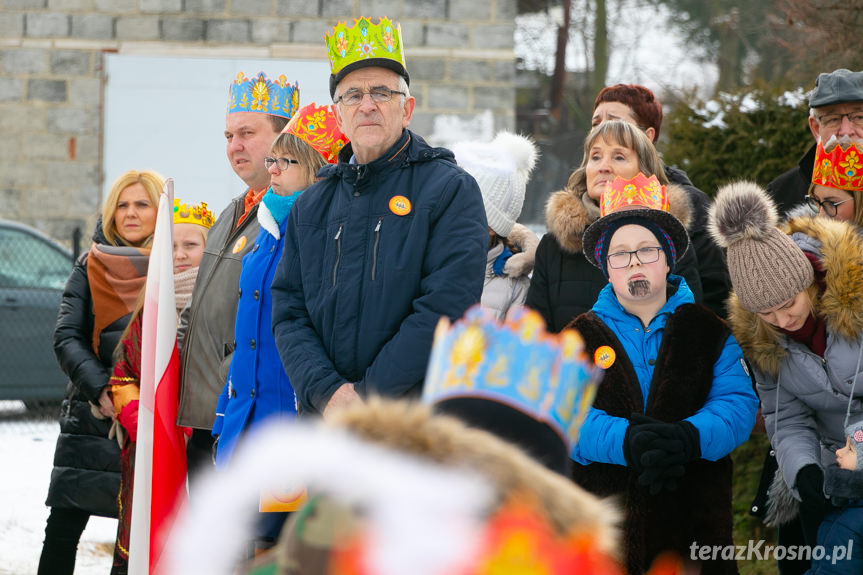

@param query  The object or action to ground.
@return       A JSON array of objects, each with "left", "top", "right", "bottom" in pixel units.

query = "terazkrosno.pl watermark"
[{"left": 690, "top": 540, "right": 855, "bottom": 564}]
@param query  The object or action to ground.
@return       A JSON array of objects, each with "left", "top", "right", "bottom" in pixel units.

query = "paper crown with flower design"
[
  {"left": 173, "top": 198, "right": 214, "bottom": 229},
  {"left": 422, "top": 306, "right": 601, "bottom": 450},
  {"left": 283, "top": 103, "right": 348, "bottom": 164},
  {"left": 600, "top": 173, "right": 668, "bottom": 216},
  {"left": 812, "top": 140, "right": 863, "bottom": 192},
  {"left": 325, "top": 17, "right": 409, "bottom": 97},
  {"left": 227, "top": 72, "right": 299, "bottom": 119}
]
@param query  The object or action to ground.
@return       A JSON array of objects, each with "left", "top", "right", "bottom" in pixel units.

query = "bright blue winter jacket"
[
  {"left": 571, "top": 276, "right": 758, "bottom": 466},
  {"left": 213, "top": 201, "right": 297, "bottom": 465},
  {"left": 270, "top": 129, "right": 488, "bottom": 414}
]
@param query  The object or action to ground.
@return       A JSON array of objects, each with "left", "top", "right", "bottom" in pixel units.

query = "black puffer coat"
[
  {"left": 526, "top": 181, "right": 702, "bottom": 333},
  {"left": 46, "top": 223, "right": 137, "bottom": 517}
]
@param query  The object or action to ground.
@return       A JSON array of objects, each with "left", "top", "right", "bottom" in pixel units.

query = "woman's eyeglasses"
[
  {"left": 805, "top": 195, "right": 852, "bottom": 217},
  {"left": 264, "top": 157, "right": 300, "bottom": 171}
]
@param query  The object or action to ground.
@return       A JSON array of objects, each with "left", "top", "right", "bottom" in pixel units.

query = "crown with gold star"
[
  {"left": 227, "top": 72, "right": 299, "bottom": 119},
  {"left": 173, "top": 198, "right": 214, "bottom": 229},
  {"left": 812, "top": 140, "right": 863, "bottom": 192},
  {"left": 600, "top": 173, "right": 669, "bottom": 217},
  {"left": 283, "top": 103, "right": 348, "bottom": 164},
  {"left": 422, "top": 306, "right": 601, "bottom": 450},
  {"left": 325, "top": 17, "right": 409, "bottom": 97}
]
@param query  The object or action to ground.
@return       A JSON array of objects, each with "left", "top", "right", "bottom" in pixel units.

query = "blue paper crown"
[
  {"left": 227, "top": 72, "right": 299, "bottom": 119},
  {"left": 422, "top": 306, "right": 601, "bottom": 449}
]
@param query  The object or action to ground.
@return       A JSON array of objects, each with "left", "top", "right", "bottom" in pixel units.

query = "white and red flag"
[{"left": 129, "top": 179, "right": 187, "bottom": 575}]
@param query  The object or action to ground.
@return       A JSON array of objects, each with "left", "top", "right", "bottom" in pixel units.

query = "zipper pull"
[
  {"left": 334, "top": 225, "right": 342, "bottom": 240},
  {"left": 374, "top": 218, "right": 382, "bottom": 232}
]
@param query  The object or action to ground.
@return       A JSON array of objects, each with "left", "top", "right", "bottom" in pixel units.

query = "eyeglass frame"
[
  {"left": 264, "top": 157, "right": 300, "bottom": 171},
  {"left": 606, "top": 246, "right": 664, "bottom": 269},
  {"left": 814, "top": 110, "right": 863, "bottom": 129},
  {"left": 805, "top": 194, "right": 853, "bottom": 217},
  {"left": 334, "top": 86, "right": 406, "bottom": 107}
]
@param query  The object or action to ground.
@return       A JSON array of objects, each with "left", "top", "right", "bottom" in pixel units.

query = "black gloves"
[
  {"left": 795, "top": 464, "right": 830, "bottom": 546},
  {"left": 623, "top": 413, "right": 701, "bottom": 495}
]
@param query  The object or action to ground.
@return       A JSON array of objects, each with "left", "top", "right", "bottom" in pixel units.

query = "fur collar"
[
  {"left": 545, "top": 183, "right": 693, "bottom": 254},
  {"left": 327, "top": 398, "right": 620, "bottom": 556},
  {"left": 727, "top": 215, "right": 863, "bottom": 376},
  {"left": 503, "top": 223, "right": 539, "bottom": 278},
  {"left": 825, "top": 466, "right": 863, "bottom": 501},
  {"left": 256, "top": 200, "right": 280, "bottom": 240}
]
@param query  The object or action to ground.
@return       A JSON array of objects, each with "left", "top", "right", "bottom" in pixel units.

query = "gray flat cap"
[{"left": 809, "top": 68, "right": 863, "bottom": 108}]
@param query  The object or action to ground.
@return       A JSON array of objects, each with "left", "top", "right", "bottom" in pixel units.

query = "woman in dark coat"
[
  {"left": 37, "top": 170, "right": 163, "bottom": 575},
  {"left": 526, "top": 120, "right": 703, "bottom": 332}
]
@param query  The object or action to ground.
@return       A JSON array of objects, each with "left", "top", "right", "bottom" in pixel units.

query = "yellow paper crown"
[
  {"left": 325, "top": 17, "right": 406, "bottom": 77},
  {"left": 173, "top": 198, "right": 214, "bottom": 229},
  {"left": 422, "top": 306, "right": 601, "bottom": 450},
  {"left": 600, "top": 173, "right": 668, "bottom": 217},
  {"left": 812, "top": 140, "right": 863, "bottom": 192}
]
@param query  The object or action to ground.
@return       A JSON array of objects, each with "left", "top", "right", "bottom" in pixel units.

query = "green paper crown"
[{"left": 325, "top": 17, "right": 406, "bottom": 77}]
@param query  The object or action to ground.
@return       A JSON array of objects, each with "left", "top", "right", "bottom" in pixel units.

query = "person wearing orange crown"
[
  {"left": 211, "top": 103, "right": 347, "bottom": 559},
  {"left": 570, "top": 176, "right": 758, "bottom": 574},
  {"left": 271, "top": 18, "right": 487, "bottom": 418},
  {"left": 767, "top": 68, "right": 863, "bottom": 216},
  {"left": 178, "top": 72, "right": 298, "bottom": 490},
  {"left": 806, "top": 139, "right": 863, "bottom": 226},
  {"left": 107, "top": 197, "right": 213, "bottom": 574}
]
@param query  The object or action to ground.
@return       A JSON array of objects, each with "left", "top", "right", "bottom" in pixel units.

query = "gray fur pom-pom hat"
[{"left": 708, "top": 181, "right": 814, "bottom": 312}]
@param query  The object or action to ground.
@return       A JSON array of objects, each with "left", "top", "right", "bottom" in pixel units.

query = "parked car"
[{"left": 0, "top": 220, "right": 75, "bottom": 407}]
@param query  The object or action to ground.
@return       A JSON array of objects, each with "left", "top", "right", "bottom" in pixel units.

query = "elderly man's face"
[
  {"left": 809, "top": 101, "right": 863, "bottom": 142},
  {"left": 332, "top": 67, "right": 414, "bottom": 164}
]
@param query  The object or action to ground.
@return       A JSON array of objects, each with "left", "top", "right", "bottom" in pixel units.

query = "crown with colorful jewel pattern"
[
  {"left": 422, "top": 306, "right": 601, "bottom": 450},
  {"left": 325, "top": 17, "right": 409, "bottom": 97},
  {"left": 227, "top": 72, "right": 299, "bottom": 119},
  {"left": 812, "top": 140, "right": 863, "bottom": 192},
  {"left": 600, "top": 173, "right": 668, "bottom": 217},
  {"left": 283, "top": 103, "right": 348, "bottom": 164},
  {"left": 173, "top": 198, "right": 214, "bottom": 229}
]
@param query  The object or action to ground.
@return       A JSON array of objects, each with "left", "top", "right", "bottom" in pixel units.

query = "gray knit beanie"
[
  {"left": 846, "top": 420, "right": 863, "bottom": 470},
  {"left": 709, "top": 181, "right": 814, "bottom": 313}
]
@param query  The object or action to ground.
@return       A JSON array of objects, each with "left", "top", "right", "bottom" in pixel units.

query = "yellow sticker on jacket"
[
  {"left": 594, "top": 345, "right": 616, "bottom": 369},
  {"left": 260, "top": 487, "right": 307, "bottom": 512},
  {"left": 232, "top": 236, "right": 247, "bottom": 254},
  {"left": 389, "top": 195, "right": 411, "bottom": 216}
]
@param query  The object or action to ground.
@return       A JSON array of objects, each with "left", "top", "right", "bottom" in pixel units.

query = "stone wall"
[{"left": 0, "top": 0, "right": 515, "bottom": 241}]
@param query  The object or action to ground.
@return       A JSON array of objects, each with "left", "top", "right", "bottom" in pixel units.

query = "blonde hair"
[
  {"left": 751, "top": 283, "right": 819, "bottom": 343},
  {"left": 566, "top": 120, "right": 668, "bottom": 193},
  {"left": 807, "top": 182, "right": 863, "bottom": 227},
  {"left": 102, "top": 170, "right": 165, "bottom": 246},
  {"left": 270, "top": 133, "right": 328, "bottom": 187}
]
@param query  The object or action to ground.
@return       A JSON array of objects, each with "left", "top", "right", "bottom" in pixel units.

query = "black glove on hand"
[
  {"left": 623, "top": 413, "right": 666, "bottom": 472},
  {"left": 639, "top": 420, "right": 701, "bottom": 468},
  {"left": 796, "top": 464, "right": 829, "bottom": 514},
  {"left": 626, "top": 414, "right": 700, "bottom": 495}
]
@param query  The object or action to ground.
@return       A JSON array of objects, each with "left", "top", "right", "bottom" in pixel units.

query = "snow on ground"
[{"left": 0, "top": 401, "right": 115, "bottom": 575}]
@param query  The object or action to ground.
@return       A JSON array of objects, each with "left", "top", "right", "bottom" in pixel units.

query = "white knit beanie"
[{"left": 451, "top": 131, "right": 538, "bottom": 238}]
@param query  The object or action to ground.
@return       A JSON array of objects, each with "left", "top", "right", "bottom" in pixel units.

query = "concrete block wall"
[{"left": 0, "top": 0, "right": 515, "bottom": 240}]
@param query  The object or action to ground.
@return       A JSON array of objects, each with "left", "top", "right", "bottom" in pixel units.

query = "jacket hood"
[
  {"left": 327, "top": 398, "right": 620, "bottom": 556},
  {"left": 727, "top": 215, "right": 863, "bottom": 376},
  {"left": 545, "top": 182, "right": 693, "bottom": 255}
]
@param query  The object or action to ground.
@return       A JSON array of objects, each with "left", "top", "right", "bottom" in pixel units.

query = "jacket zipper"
[
  {"left": 371, "top": 217, "right": 383, "bottom": 281},
  {"left": 332, "top": 223, "right": 343, "bottom": 287}
]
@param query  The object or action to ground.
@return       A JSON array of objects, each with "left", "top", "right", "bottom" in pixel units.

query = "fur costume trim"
[
  {"left": 764, "top": 468, "right": 799, "bottom": 527},
  {"left": 327, "top": 398, "right": 621, "bottom": 557},
  {"left": 545, "top": 183, "right": 692, "bottom": 255},
  {"left": 727, "top": 215, "right": 863, "bottom": 376},
  {"left": 502, "top": 223, "right": 539, "bottom": 278},
  {"left": 825, "top": 466, "right": 863, "bottom": 501}
]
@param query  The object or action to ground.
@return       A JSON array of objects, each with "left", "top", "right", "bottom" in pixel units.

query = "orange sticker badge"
[
  {"left": 232, "top": 236, "right": 247, "bottom": 254},
  {"left": 594, "top": 345, "right": 616, "bottom": 369},
  {"left": 389, "top": 195, "right": 411, "bottom": 216}
]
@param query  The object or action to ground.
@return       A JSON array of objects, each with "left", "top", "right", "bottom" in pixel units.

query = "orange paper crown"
[
  {"left": 812, "top": 140, "right": 863, "bottom": 192},
  {"left": 173, "top": 198, "right": 214, "bottom": 229},
  {"left": 600, "top": 173, "right": 668, "bottom": 217},
  {"left": 283, "top": 103, "right": 348, "bottom": 164}
]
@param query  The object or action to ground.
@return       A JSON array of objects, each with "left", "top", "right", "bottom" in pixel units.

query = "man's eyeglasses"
[
  {"left": 815, "top": 111, "right": 863, "bottom": 130},
  {"left": 606, "top": 246, "right": 663, "bottom": 269},
  {"left": 805, "top": 194, "right": 853, "bottom": 217},
  {"left": 264, "top": 157, "right": 300, "bottom": 171},
  {"left": 335, "top": 87, "right": 406, "bottom": 106}
]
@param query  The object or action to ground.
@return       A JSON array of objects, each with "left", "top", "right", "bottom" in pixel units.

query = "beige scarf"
[{"left": 173, "top": 267, "right": 199, "bottom": 316}]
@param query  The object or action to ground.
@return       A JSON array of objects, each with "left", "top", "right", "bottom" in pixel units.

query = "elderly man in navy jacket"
[{"left": 271, "top": 17, "right": 488, "bottom": 417}]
